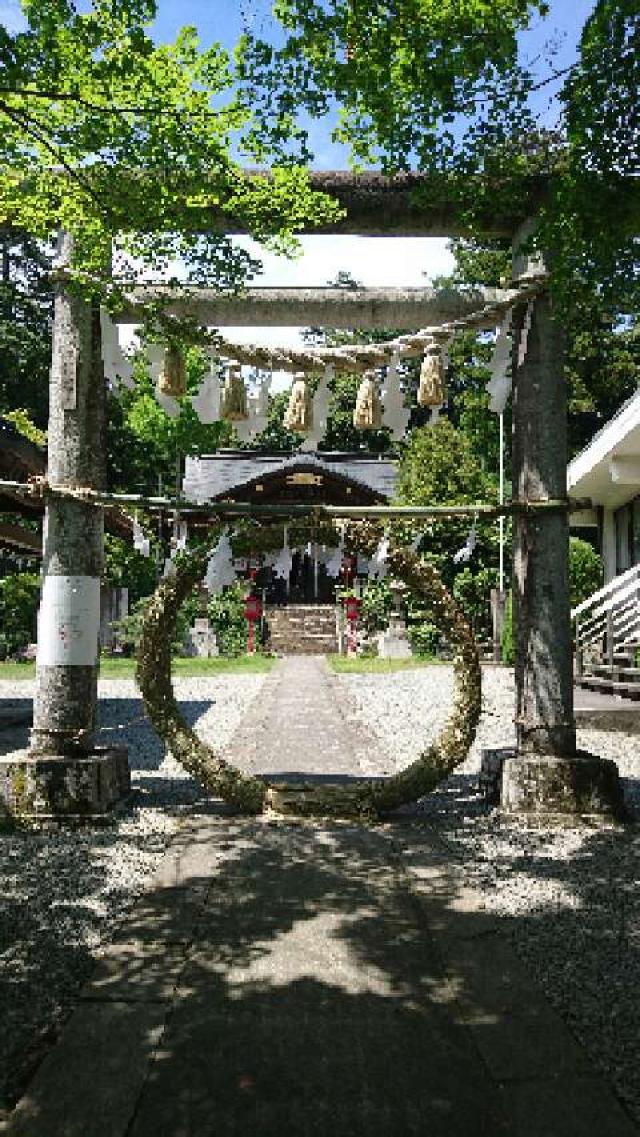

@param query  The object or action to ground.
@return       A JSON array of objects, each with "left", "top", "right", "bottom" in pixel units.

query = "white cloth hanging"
[
  {"left": 487, "top": 311, "right": 513, "bottom": 415},
  {"left": 133, "top": 516, "right": 146, "bottom": 553},
  {"left": 517, "top": 301, "right": 535, "bottom": 368},
  {"left": 133, "top": 516, "right": 152, "bottom": 557},
  {"left": 271, "top": 525, "right": 293, "bottom": 580},
  {"left": 175, "top": 520, "right": 188, "bottom": 552},
  {"left": 382, "top": 351, "right": 410, "bottom": 441},
  {"left": 369, "top": 536, "right": 389, "bottom": 580},
  {"left": 204, "top": 531, "right": 236, "bottom": 592},
  {"left": 191, "top": 367, "right": 221, "bottom": 424},
  {"left": 324, "top": 524, "right": 345, "bottom": 578},
  {"left": 453, "top": 520, "right": 477, "bottom": 565},
  {"left": 300, "top": 364, "right": 333, "bottom": 452},
  {"left": 100, "top": 309, "right": 135, "bottom": 390},
  {"left": 154, "top": 381, "right": 180, "bottom": 419}
]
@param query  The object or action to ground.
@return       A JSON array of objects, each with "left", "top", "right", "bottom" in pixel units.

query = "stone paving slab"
[
  {"left": 4, "top": 1001, "right": 169, "bottom": 1137},
  {"left": 4, "top": 813, "right": 639, "bottom": 1137}
]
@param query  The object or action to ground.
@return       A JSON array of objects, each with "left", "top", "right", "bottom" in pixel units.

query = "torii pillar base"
[
  {"left": 500, "top": 750, "right": 624, "bottom": 821},
  {"left": 0, "top": 747, "right": 130, "bottom": 823}
]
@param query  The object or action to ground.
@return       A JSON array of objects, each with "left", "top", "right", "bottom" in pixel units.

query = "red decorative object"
[
  {"left": 244, "top": 595, "right": 263, "bottom": 622},
  {"left": 345, "top": 596, "right": 361, "bottom": 623}
]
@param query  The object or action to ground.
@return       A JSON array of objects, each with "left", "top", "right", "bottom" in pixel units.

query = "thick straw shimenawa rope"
[{"left": 205, "top": 275, "right": 548, "bottom": 375}]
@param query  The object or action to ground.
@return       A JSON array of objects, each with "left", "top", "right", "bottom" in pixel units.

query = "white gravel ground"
[
  {"left": 0, "top": 674, "right": 268, "bottom": 1114},
  {"left": 340, "top": 664, "right": 640, "bottom": 1125}
]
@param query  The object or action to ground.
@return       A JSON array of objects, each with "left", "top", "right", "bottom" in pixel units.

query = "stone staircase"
[
  {"left": 577, "top": 650, "right": 640, "bottom": 700},
  {"left": 573, "top": 564, "right": 640, "bottom": 700},
  {"left": 265, "top": 604, "right": 338, "bottom": 655}
]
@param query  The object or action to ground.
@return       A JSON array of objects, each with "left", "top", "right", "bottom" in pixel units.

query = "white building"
[{"left": 568, "top": 389, "right": 640, "bottom": 583}]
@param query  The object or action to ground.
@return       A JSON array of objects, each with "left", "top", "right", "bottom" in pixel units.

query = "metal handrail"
[
  {"left": 574, "top": 565, "right": 640, "bottom": 677},
  {"left": 571, "top": 562, "right": 640, "bottom": 619}
]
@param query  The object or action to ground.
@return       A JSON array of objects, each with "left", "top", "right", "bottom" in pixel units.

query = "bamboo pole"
[{"left": 0, "top": 478, "right": 592, "bottom": 521}]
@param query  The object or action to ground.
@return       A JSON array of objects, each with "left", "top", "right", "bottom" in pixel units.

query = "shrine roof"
[{"left": 183, "top": 450, "right": 398, "bottom": 504}]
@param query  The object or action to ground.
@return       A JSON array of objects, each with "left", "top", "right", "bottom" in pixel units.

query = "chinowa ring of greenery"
[{"left": 135, "top": 523, "right": 482, "bottom": 817}]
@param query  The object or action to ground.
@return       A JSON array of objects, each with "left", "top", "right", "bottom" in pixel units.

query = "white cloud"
[
  {"left": 119, "top": 234, "right": 456, "bottom": 391},
  {"left": 223, "top": 235, "right": 455, "bottom": 388},
  {"left": 235, "top": 234, "right": 454, "bottom": 289}
]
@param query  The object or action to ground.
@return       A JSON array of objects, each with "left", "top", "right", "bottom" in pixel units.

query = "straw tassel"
[
  {"left": 284, "top": 373, "right": 313, "bottom": 433},
  {"left": 418, "top": 340, "right": 446, "bottom": 408},
  {"left": 353, "top": 371, "right": 383, "bottom": 430},
  {"left": 220, "top": 364, "right": 248, "bottom": 421},
  {"left": 158, "top": 344, "right": 187, "bottom": 398}
]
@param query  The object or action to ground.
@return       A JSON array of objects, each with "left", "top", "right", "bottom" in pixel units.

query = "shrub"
[
  {"left": 359, "top": 579, "right": 392, "bottom": 633},
  {"left": 452, "top": 566, "right": 497, "bottom": 640},
  {"left": 569, "top": 537, "right": 603, "bottom": 610},
  {"left": 407, "top": 618, "right": 440, "bottom": 658},
  {"left": 0, "top": 572, "right": 41, "bottom": 654},
  {"left": 113, "top": 588, "right": 202, "bottom": 656},
  {"left": 208, "top": 582, "right": 250, "bottom": 657}
]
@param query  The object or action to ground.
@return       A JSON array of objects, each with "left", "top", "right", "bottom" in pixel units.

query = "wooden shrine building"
[
  {"left": 183, "top": 449, "right": 398, "bottom": 509},
  {"left": 182, "top": 449, "right": 398, "bottom": 605}
]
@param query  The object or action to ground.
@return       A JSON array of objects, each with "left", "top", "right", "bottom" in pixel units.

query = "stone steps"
[{"left": 265, "top": 604, "right": 338, "bottom": 655}]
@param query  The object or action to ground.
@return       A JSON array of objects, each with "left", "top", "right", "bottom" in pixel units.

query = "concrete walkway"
[
  {"left": 3, "top": 661, "right": 639, "bottom": 1136},
  {"left": 225, "top": 656, "right": 393, "bottom": 780},
  {"left": 5, "top": 813, "right": 637, "bottom": 1137}
]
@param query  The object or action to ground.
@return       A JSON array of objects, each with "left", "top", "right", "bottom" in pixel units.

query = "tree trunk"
[
  {"left": 511, "top": 291, "right": 576, "bottom": 757},
  {"left": 499, "top": 223, "right": 623, "bottom": 817},
  {"left": 30, "top": 231, "right": 106, "bottom": 755}
]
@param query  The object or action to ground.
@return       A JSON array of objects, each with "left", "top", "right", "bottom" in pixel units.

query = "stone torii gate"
[{"left": 0, "top": 173, "right": 623, "bottom": 820}]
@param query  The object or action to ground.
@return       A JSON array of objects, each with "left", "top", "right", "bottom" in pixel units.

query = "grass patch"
[
  {"left": 0, "top": 661, "right": 35, "bottom": 680},
  {"left": 327, "top": 654, "right": 445, "bottom": 674},
  {"left": 0, "top": 655, "right": 276, "bottom": 681}
]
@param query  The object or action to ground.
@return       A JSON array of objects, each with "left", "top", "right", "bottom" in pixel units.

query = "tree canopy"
[
  {"left": 0, "top": 0, "right": 340, "bottom": 295},
  {"left": 237, "top": 0, "right": 638, "bottom": 314}
]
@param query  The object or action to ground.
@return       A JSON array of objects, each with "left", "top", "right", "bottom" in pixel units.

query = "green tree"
[
  {"left": 237, "top": 2, "right": 637, "bottom": 317},
  {"left": 568, "top": 537, "right": 603, "bottom": 611},
  {"left": 0, "top": 571, "right": 40, "bottom": 654},
  {"left": 396, "top": 419, "right": 498, "bottom": 593},
  {"left": 0, "top": 0, "right": 341, "bottom": 301},
  {"left": 0, "top": 227, "right": 52, "bottom": 428},
  {"left": 236, "top": 0, "right": 546, "bottom": 169}
]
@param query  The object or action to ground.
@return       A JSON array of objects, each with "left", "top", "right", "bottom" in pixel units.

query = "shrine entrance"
[
  {"left": 185, "top": 449, "right": 398, "bottom": 612},
  {"left": 0, "top": 173, "right": 626, "bottom": 822}
]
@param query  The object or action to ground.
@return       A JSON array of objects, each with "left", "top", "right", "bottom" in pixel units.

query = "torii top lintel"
[{"left": 205, "top": 170, "right": 551, "bottom": 239}]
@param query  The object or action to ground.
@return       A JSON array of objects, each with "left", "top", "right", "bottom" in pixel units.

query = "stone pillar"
[
  {"left": 499, "top": 224, "right": 623, "bottom": 818},
  {"left": 0, "top": 233, "right": 129, "bottom": 819}
]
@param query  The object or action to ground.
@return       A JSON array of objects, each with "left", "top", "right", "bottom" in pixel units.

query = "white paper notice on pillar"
[{"left": 37, "top": 575, "right": 101, "bottom": 666}]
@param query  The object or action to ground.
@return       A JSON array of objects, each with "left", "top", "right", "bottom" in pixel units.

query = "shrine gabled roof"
[{"left": 183, "top": 450, "right": 398, "bottom": 503}]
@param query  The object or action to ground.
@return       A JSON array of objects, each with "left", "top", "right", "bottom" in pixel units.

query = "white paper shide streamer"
[
  {"left": 235, "top": 373, "right": 272, "bottom": 443},
  {"left": 133, "top": 516, "right": 151, "bottom": 558},
  {"left": 325, "top": 526, "right": 345, "bottom": 578},
  {"left": 453, "top": 519, "right": 477, "bottom": 565},
  {"left": 100, "top": 310, "right": 134, "bottom": 390},
  {"left": 369, "top": 536, "right": 389, "bottom": 580},
  {"left": 204, "top": 531, "right": 236, "bottom": 592},
  {"left": 271, "top": 525, "right": 293, "bottom": 580},
  {"left": 382, "top": 351, "right": 410, "bottom": 441},
  {"left": 191, "top": 363, "right": 221, "bottom": 424},
  {"left": 300, "top": 364, "right": 333, "bottom": 452},
  {"left": 486, "top": 312, "right": 513, "bottom": 415}
]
